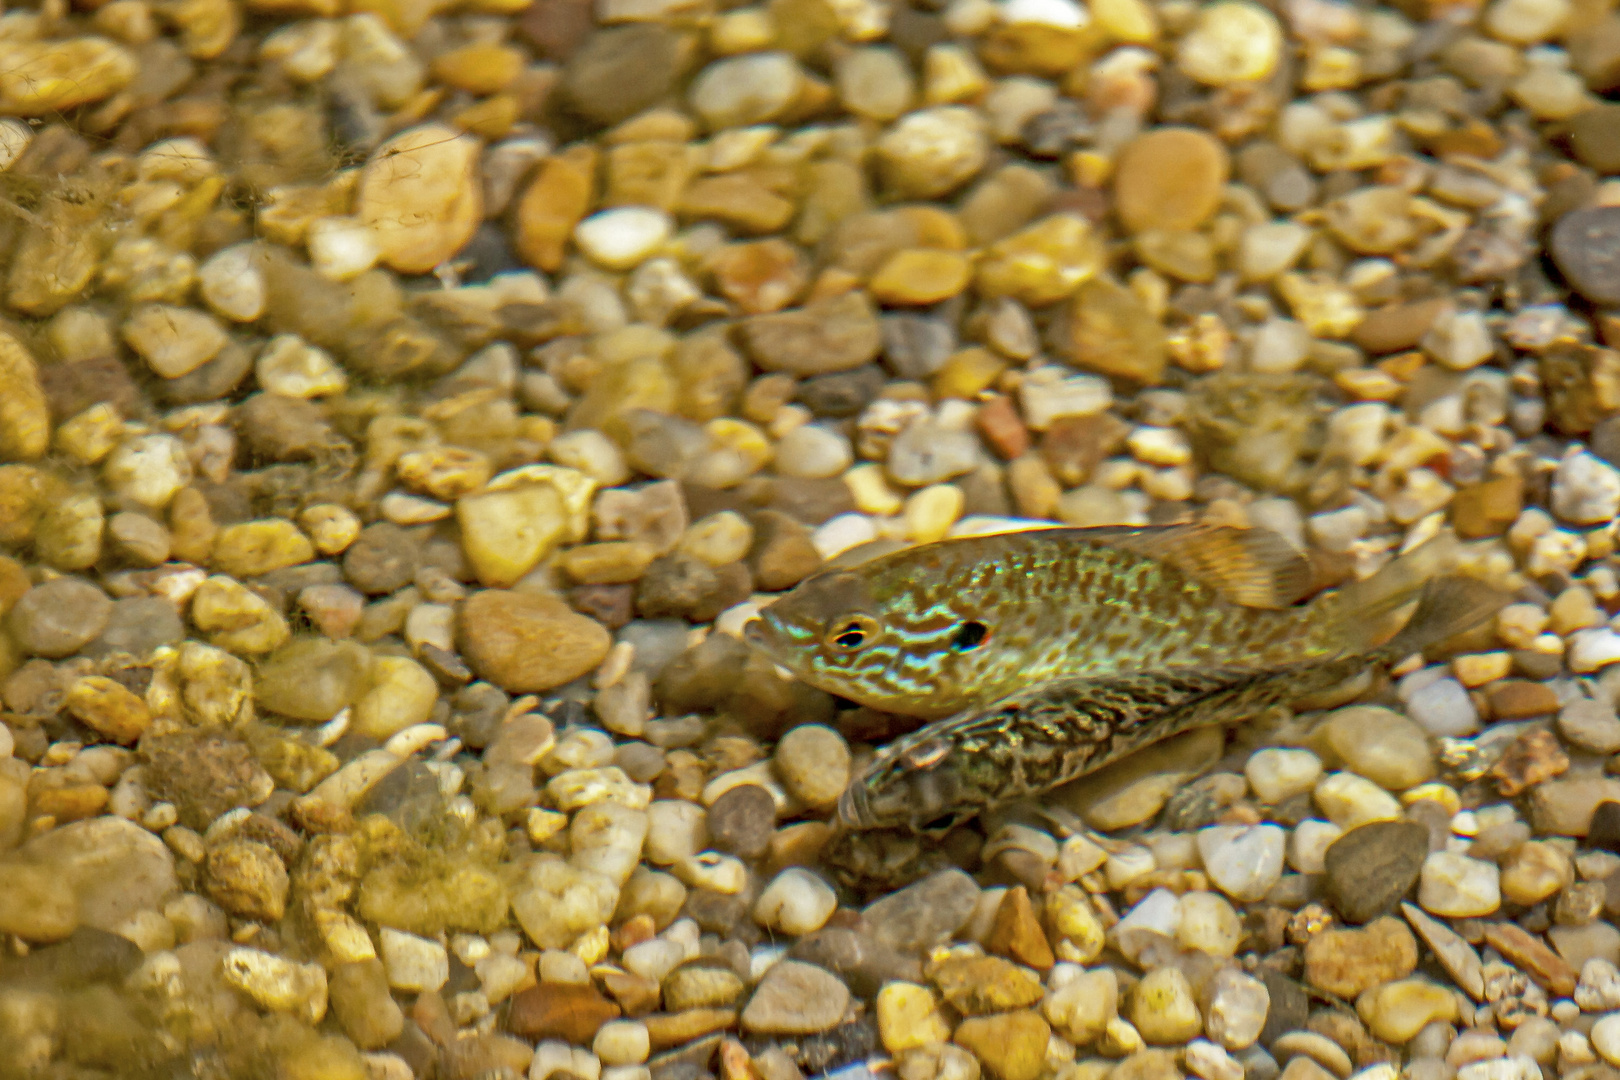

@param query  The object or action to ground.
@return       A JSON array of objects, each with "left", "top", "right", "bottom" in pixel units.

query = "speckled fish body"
[
  {"left": 837, "top": 657, "right": 1358, "bottom": 830},
  {"left": 835, "top": 568, "right": 1505, "bottom": 831},
  {"left": 745, "top": 524, "right": 1349, "bottom": 721}
]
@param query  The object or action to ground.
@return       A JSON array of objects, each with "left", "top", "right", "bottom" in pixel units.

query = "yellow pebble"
[
  {"left": 876, "top": 983, "right": 952, "bottom": 1052},
  {"left": 904, "top": 484, "right": 964, "bottom": 544},
  {"left": 868, "top": 249, "right": 972, "bottom": 306},
  {"left": 845, "top": 463, "right": 905, "bottom": 516}
]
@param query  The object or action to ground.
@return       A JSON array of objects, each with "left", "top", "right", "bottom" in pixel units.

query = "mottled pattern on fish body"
[
  {"left": 838, "top": 656, "right": 1365, "bottom": 830},
  {"left": 836, "top": 566, "right": 1508, "bottom": 831},
  {"left": 746, "top": 527, "right": 1334, "bottom": 720}
]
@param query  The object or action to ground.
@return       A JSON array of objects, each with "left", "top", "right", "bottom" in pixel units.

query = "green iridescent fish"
[{"left": 743, "top": 523, "right": 1506, "bottom": 831}]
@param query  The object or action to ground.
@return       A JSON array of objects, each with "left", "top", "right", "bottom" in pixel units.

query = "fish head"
[
  {"left": 745, "top": 545, "right": 1022, "bottom": 716},
  {"left": 744, "top": 566, "right": 909, "bottom": 704},
  {"left": 838, "top": 729, "right": 1003, "bottom": 832}
]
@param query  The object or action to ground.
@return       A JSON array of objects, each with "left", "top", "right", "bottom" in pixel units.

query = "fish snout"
[{"left": 742, "top": 616, "right": 775, "bottom": 655}]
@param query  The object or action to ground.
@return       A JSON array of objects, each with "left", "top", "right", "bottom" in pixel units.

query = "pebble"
[
  {"left": 1552, "top": 208, "right": 1620, "bottom": 306},
  {"left": 877, "top": 982, "right": 952, "bottom": 1053},
  {"left": 863, "top": 868, "right": 981, "bottom": 954},
  {"left": 1245, "top": 748, "right": 1323, "bottom": 803},
  {"left": 357, "top": 123, "right": 482, "bottom": 274},
  {"left": 459, "top": 589, "right": 610, "bottom": 692},
  {"left": 740, "top": 960, "right": 850, "bottom": 1034},
  {"left": 1205, "top": 969, "right": 1270, "bottom": 1051},
  {"left": 221, "top": 947, "right": 329, "bottom": 1024},
  {"left": 1592, "top": 1015, "right": 1620, "bottom": 1066},
  {"left": 1323, "top": 820, "right": 1430, "bottom": 923},
  {"left": 775, "top": 424, "right": 855, "bottom": 479},
  {"left": 1113, "top": 128, "right": 1230, "bottom": 233},
  {"left": 575, "top": 208, "right": 673, "bottom": 271},
  {"left": 1129, "top": 966, "right": 1204, "bottom": 1044},
  {"left": 1359, "top": 979, "right": 1460, "bottom": 1044},
  {"left": 1175, "top": 1, "right": 1283, "bottom": 85},
  {"left": 773, "top": 725, "right": 851, "bottom": 808},
  {"left": 1303, "top": 916, "right": 1418, "bottom": 998},
  {"left": 953, "top": 1010, "right": 1051, "bottom": 1080},
  {"left": 20, "top": 816, "right": 177, "bottom": 933},
  {"left": 754, "top": 868, "right": 837, "bottom": 935},
  {"left": 876, "top": 106, "right": 990, "bottom": 198},
  {"left": 1318, "top": 706, "right": 1435, "bottom": 790},
  {"left": 123, "top": 303, "right": 229, "bottom": 378},
  {"left": 742, "top": 292, "right": 883, "bottom": 376},
  {"left": 1196, "top": 824, "right": 1286, "bottom": 902},
  {"left": 689, "top": 52, "right": 803, "bottom": 129},
  {"left": 706, "top": 783, "right": 776, "bottom": 858},
  {"left": 199, "top": 243, "right": 266, "bottom": 322},
  {"left": 0, "top": 38, "right": 136, "bottom": 114},
  {"left": 1404, "top": 677, "right": 1480, "bottom": 736},
  {"left": 6, "top": 577, "right": 112, "bottom": 657},
  {"left": 1552, "top": 449, "right": 1620, "bottom": 525},
  {"left": 1419, "top": 852, "right": 1501, "bottom": 917}
]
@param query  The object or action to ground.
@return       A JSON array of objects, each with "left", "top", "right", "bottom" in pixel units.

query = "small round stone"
[
  {"left": 774, "top": 725, "right": 852, "bottom": 809},
  {"left": 7, "top": 577, "right": 113, "bottom": 658},
  {"left": 1175, "top": 0, "right": 1284, "bottom": 86},
  {"left": 1552, "top": 207, "right": 1620, "bottom": 307},
  {"left": 1196, "top": 824, "right": 1285, "bottom": 902},
  {"left": 689, "top": 51, "right": 804, "bottom": 130},
  {"left": 875, "top": 106, "right": 990, "bottom": 199},
  {"left": 774, "top": 424, "right": 855, "bottom": 479},
  {"left": 706, "top": 783, "right": 775, "bottom": 858},
  {"left": 753, "top": 867, "right": 838, "bottom": 935},
  {"left": 1113, "top": 128, "right": 1230, "bottom": 234},
  {"left": 574, "top": 207, "right": 673, "bottom": 271},
  {"left": 459, "top": 589, "right": 611, "bottom": 693}
]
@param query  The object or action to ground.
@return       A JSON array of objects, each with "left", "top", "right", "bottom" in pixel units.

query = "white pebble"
[
  {"left": 1289, "top": 819, "right": 1343, "bottom": 874},
  {"left": 1404, "top": 677, "right": 1479, "bottom": 736},
  {"left": 811, "top": 513, "right": 878, "bottom": 560},
  {"left": 574, "top": 208, "right": 672, "bottom": 271},
  {"left": 1420, "top": 851, "right": 1501, "bottom": 917},
  {"left": 1196, "top": 824, "right": 1286, "bottom": 902},
  {"left": 198, "top": 242, "right": 266, "bottom": 322},
  {"left": 1245, "top": 748, "right": 1323, "bottom": 803},
  {"left": 1590, "top": 1014, "right": 1620, "bottom": 1066},
  {"left": 1313, "top": 771, "right": 1402, "bottom": 829},
  {"left": 378, "top": 928, "right": 449, "bottom": 992},
  {"left": 309, "top": 216, "right": 380, "bottom": 280},
  {"left": 256, "top": 334, "right": 348, "bottom": 398},
  {"left": 753, "top": 868, "right": 838, "bottom": 935},
  {"left": 594, "top": 1020, "right": 651, "bottom": 1066},
  {"left": 1553, "top": 449, "right": 1620, "bottom": 526}
]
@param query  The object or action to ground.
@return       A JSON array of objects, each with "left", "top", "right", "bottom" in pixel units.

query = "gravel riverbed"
[{"left": 0, "top": 0, "right": 1619, "bottom": 1076}]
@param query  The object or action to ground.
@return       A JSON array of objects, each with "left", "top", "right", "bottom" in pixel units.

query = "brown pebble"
[
  {"left": 984, "top": 886, "right": 1055, "bottom": 971},
  {"left": 1491, "top": 728, "right": 1570, "bottom": 797},
  {"left": 458, "top": 589, "right": 611, "bottom": 693},
  {"left": 706, "top": 783, "right": 776, "bottom": 859},
  {"left": 1486, "top": 678, "right": 1559, "bottom": 719},
  {"left": 976, "top": 395, "right": 1030, "bottom": 460},
  {"left": 506, "top": 982, "right": 621, "bottom": 1043},
  {"left": 1112, "top": 127, "right": 1230, "bottom": 234}
]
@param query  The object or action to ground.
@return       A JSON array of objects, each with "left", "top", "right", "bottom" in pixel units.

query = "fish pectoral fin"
[{"left": 1075, "top": 523, "right": 1313, "bottom": 609}]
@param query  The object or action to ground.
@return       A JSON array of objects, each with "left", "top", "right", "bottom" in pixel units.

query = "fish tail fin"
[
  {"left": 1316, "top": 530, "right": 1507, "bottom": 656},
  {"left": 1374, "top": 574, "right": 1511, "bottom": 662}
]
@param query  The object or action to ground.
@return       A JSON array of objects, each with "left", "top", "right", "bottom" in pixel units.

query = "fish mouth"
[{"left": 741, "top": 615, "right": 779, "bottom": 658}]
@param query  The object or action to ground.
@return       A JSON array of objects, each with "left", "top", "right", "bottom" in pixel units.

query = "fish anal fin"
[{"left": 1077, "top": 524, "right": 1313, "bottom": 609}]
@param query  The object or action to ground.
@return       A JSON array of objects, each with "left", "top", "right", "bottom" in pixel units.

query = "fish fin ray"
[
  {"left": 1321, "top": 530, "right": 1472, "bottom": 652},
  {"left": 1375, "top": 574, "right": 1511, "bottom": 662},
  {"left": 1074, "top": 523, "right": 1313, "bottom": 609}
]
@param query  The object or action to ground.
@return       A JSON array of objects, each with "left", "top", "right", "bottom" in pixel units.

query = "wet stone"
[
  {"left": 741, "top": 959, "right": 851, "bottom": 1034},
  {"left": 1552, "top": 207, "right": 1620, "bottom": 306},
  {"left": 1322, "top": 820, "right": 1430, "bottom": 923},
  {"left": 343, "top": 522, "right": 421, "bottom": 595},
  {"left": 706, "top": 783, "right": 775, "bottom": 859},
  {"left": 459, "top": 589, "right": 611, "bottom": 693},
  {"left": 6, "top": 577, "right": 112, "bottom": 658},
  {"left": 861, "top": 868, "right": 980, "bottom": 954},
  {"left": 140, "top": 731, "right": 276, "bottom": 830}
]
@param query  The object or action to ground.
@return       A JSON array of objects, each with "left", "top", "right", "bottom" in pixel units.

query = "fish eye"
[
  {"left": 823, "top": 613, "right": 880, "bottom": 652},
  {"left": 951, "top": 620, "right": 989, "bottom": 651}
]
